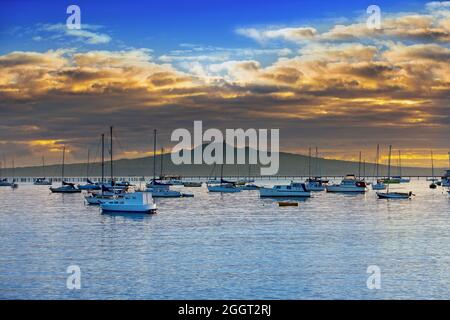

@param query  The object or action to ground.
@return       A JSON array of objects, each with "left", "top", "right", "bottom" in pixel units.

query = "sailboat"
[
  {"left": 377, "top": 145, "right": 413, "bottom": 199},
  {"left": 85, "top": 132, "right": 125, "bottom": 204},
  {"left": 50, "top": 146, "right": 81, "bottom": 193},
  {"left": 145, "top": 130, "right": 193, "bottom": 197},
  {"left": 207, "top": 163, "right": 242, "bottom": 193},
  {"left": 392, "top": 150, "right": 410, "bottom": 183},
  {"left": 372, "top": 144, "right": 386, "bottom": 190},
  {"left": 237, "top": 164, "right": 260, "bottom": 190},
  {"left": 429, "top": 150, "right": 437, "bottom": 189},
  {"left": 78, "top": 149, "right": 101, "bottom": 190},
  {"left": 305, "top": 147, "right": 325, "bottom": 191},
  {"left": 0, "top": 158, "right": 15, "bottom": 187},
  {"left": 10, "top": 159, "right": 18, "bottom": 189},
  {"left": 34, "top": 156, "right": 52, "bottom": 185}
]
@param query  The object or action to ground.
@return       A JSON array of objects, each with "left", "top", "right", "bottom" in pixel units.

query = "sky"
[{"left": 0, "top": 0, "right": 449, "bottom": 168}]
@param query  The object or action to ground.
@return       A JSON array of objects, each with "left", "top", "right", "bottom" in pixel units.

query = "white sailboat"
[
  {"left": 207, "top": 163, "right": 241, "bottom": 193},
  {"left": 392, "top": 150, "right": 410, "bottom": 183},
  {"left": 372, "top": 144, "right": 386, "bottom": 190},
  {"left": 0, "top": 158, "right": 15, "bottom": 187},
  {"left": 34, "top": 156, "right": 52, "bottom": 185},
  {"left": 85, "top": 131, "right": 124, "bottom": 204},
  {"left": 259, "top": 182, "right": 311, "bottom": 198},
  {"left": 377, "top": 145, "right": 413, "bottom": 199},
  {"left": 305, "top": 147, "right": 326, "bottom": 191},
  {"left": 10, "top": 159, "right": 18, "bottom": 189},
  {"left": 145, "top": 130, "right": 193, "bottom": 197},
  {"left": 78, "top": 149, "right": 101, "bottom": 191},
  {"left": 50, "top": 146, "right": 81, "bottom": 193},
  {"left": 100, "top": 192, "right": 157, "bottom": 214}
]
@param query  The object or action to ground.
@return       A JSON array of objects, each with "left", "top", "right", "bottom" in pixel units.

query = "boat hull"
[
  {"left": 377, "top": 192, "right": 411, "bottom": 199},
  {"left": 50, "top": 187, "right": 81, "bottom": 193},
  {"left": 78, "top": 184, "right": 101, "bottom": 191},
  {"left": 326, "top": 186, "right": 366, "bottom": 193},
  {"left": 259, "top": 188, "right": 310, "bottom": 198},
  {"left": 101, "top": 204, "right": 157, "bottom": 213},
  {"left": 207, "top": 185, "right": 241, "bottom": 193}
]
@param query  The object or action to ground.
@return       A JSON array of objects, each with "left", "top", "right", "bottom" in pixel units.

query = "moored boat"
[
  {"left": 326, "top": 175, "right": 367, "bottom": 193},
  {"left": 259, "top": 182, "right": 310, "bottom": 198},
  {"left": 50, "top": 181, "right": 81, "bottom": 193},
  {"left": 376, "top": 145, "right": 413, "bottom": 199},
  {"left": 100, "top": 192, "right": 157, "bottom": 214},
  {"left": 376, "top": 191, "right": 413, "bottom": 199},
  {"left": 207, "top": 182, "right": 242, "bottom": 193},
  {"left": 49, "top": 146, "right": 81, "bottom": 193},
  {"left": 34, "top": 178, "right": 52, "bottom": 185},
  {"left": 305, "top": 177, "right": 326, "bottom": 191}
]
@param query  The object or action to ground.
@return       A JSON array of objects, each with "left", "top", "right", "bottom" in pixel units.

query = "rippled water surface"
[{"left": 1, "top": 180, "right": 449, "bottom": 299}]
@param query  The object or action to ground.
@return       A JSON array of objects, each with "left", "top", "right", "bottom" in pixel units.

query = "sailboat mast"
[
  {"left": 398, "top": 150, "right": 402, "bottom": 177},
  {"left": 358, "top": 151, "right": 362, "bottom": 179},
  {"left": 153, "top": 129, "right": 157, "bottom": 180},
  {"left": 101, "top": 134, "right": 105, "bottom": 184},
  {"left": 42, "top": 156, "right": 45, "bottom": 177},
  {"left": 110, "top": 126, "right": 113, "bottom": 185},
  {"left": 86, "top": 149, "right": 90, "bottom": 180},
  {"left": 61, "top": 146, "right": 65, "bottom": 181},
  {"left": 387, "top": 145, "right": 392, "bottom": 192},
  {"left": 315, "top": 147, "right": 318, "bottom": 177},
  {"left": 431, "top": 150, "right": 435, "bottom": 179},
  {"left": 387, "top": 145, "right": 392, "bottom": 179},
  {"left": 308, "top": 147, "right": 311, "bottom": 178},
  {"left": 376, "top": 144, "right": 380, "bottom": 178},
  {"left": 160, "top": 147, "right": 164, "bottom": 179}
]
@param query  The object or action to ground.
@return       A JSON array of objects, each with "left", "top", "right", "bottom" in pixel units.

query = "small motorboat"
[
  {"left": 101, "top": 192, "right": 157, "bottom": 214},
  {"left": 326, "top": 175, "right": 367, "bottom": 193},
  {"left": 50, "top": 182, "right": 81, "bottom": 193},
  {"left": 259, "top": 182, "right": 311, "bottom": 198},
  {"left": 34, "top": 178, "right": 52, "bottom": 185},
  {"left": 377, "top": 191, "right": 413, "bottom": 199}
]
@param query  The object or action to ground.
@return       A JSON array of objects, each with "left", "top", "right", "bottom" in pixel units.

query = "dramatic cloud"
[{"left": 37, "top": 23, "right": 112, "bottom": 44}]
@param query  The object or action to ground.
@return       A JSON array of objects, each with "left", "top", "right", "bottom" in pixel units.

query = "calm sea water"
[{"left": 0, "top": 179, "right": 449, "bottom": 300}]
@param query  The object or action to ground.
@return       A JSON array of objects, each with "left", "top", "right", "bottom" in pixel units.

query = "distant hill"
[{"left": 0, "top": 145, "right": 444, "bottom": 178}]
